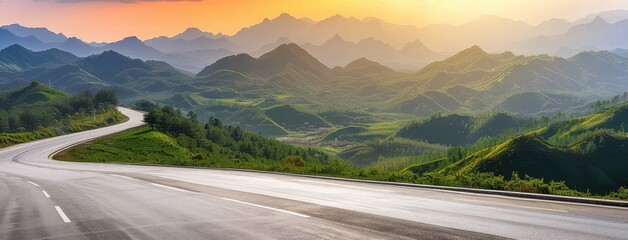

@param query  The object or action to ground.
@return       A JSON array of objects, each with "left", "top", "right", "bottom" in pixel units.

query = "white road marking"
[
  {"left": 10, "top": 176, "right": 21, "bottom": 180},
  {"left": 221, "top": 197, "right": 310, "bottom": 218},
  {"left": 296, "top": 179, "right": 392, "bottom": 192},
  {"left": 454, "top": 198, "right": 568, "bottom": 213},
  {"left": 151, "top": 183, "right": 193, "bottom": 193},
  {"left": 42, "top": 191, "right": 50, "bottom": 198},
  {"left": 54, "top": 206, "right": 71, "bottom": 223},
  {"left": 28, "top": 181, "right": 40, "bottom": 187},
  {"left": 112, "top": 174, "right": 138, "bottom": 181}
]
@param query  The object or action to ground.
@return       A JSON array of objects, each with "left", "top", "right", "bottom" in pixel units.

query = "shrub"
[
  {"left": 283, "top": 155, "right": 305, "bottom": 168},
  {"left": 192, "top": 153, "right": 205, "bottom": 160}
]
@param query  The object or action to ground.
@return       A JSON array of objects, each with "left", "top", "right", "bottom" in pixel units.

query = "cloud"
[{"left": 35, "top": 0, "right": 201, "bottom": 3}]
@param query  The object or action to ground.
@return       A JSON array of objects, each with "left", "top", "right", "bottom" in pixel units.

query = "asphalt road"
[{"left": 1, "top": 107, "right": 627, "bottom": 239}]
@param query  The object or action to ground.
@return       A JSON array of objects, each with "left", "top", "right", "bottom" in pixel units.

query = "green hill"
[
  {"left": 540, "top": 102, "right": 628, "bottom": 141},
  {"left": 396, "top": 113, "right": 526, "bottom": 146},
  {"left": 441, "top": 132, "right": 628, "bottom": 194},
  {"left": 0, "top": 81, "right": 69, "bottom": 106},
  {"left": 0, "top": 44, "right": 79, "bottom": 71},
  {"left": 57, "top": 127, "right": 193, "bottom": 165},
  {"left": 435, "top": 103, "right": 628, "bottom": 194},
  {"left": 58, "top": 106, "right": 331, "bottom": 170},
  {"left": 264, "top": 105, "right": 331, "bottom": 132},
  {"left": 197, "top": 43, "right": 331, "bottom": 78}
]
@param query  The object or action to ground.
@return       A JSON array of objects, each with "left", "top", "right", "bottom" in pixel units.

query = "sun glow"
[{"left": 0, "top": 0, "right": 627, "bottom": 42}]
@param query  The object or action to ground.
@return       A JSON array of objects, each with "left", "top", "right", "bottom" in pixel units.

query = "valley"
[{"left": 2, "top": 10, "right": 628, "bottom": 202}]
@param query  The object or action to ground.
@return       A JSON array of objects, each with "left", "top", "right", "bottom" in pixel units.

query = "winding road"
[{"left": 1, "top": 107, "right": 627, "bottom": 239}]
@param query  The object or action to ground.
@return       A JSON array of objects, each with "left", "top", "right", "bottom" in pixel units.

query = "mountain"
[
  {"left": 385, "top": 46, "right": 628, "bottom": 116},
  {"left": 197, "top": 43, "right": 331, "bottom": 78},
  {"left": 612, "top": 48, "right": 628, "bottom": 58},
  {"left": 250, "top": 37, "right": 293, "bottom": 57},
  {"left": 145, "top": 35, "right": 238, "bottom": 53},
  {"left": 433, "top": 102, "right": 628, "bottom": 195},
  {"left": 229, "top": 13, "right": 428, "bottom": 52},
  {"left": 1, "top": 24, "right": 67, "bottom": 43},
  {"left": 172, "top": 27, "right": 225, "bottom": 40},
  {"left": 230, "top": 13, "right": 313, "bottom": 52},
  {"left": 396, "top": 113, "right": 526, "bottom": 146},
  {"left": 0, "top": 45, "right": 189, "bottom": 95},
  {"left": 340, "top": 57, "right": 395, "bottom": 76},
  {"left": 103, "top": 36, "right": 164, "bottom": 59},
  {"left": 302, "top": 34, "right": 440, "bottom": 69},
  {"left": 76, "top": 50, "right": 188, "bottom": 87},
  {"left": 50, "top": 37, "right": 99, "bottom": 56},
  {"left": 534, "top": 18, "right": 574, "bottom": 35},
  {"left": 518, "top": 16, "right": 628, "bottom": 54},
  {"left": 0, "top": 44, "right": 79, "bottom": 71},
  {"left": 417, "top": 15, "right": 537, "bottom": 52},
  {"left": 0, "top": 29, "right": 46, "bottom": 51},
  {"left": 0, "top": 81, "right": 70, "bottom": 106},
  {"left": 575, "top": 10, "right": 628, "bottom": 24}
]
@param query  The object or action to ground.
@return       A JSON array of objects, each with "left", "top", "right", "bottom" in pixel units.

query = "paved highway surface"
[{"left": 1, "top": 107, "right": 627, "bottom": 239}]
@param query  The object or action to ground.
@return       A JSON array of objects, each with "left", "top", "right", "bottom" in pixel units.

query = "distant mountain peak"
[
  {"left": 357, "top": 37, "right": 388, "bottom": 46},
  {"left": 462, "top": 45, "right": 487, "bottom": 55},
  {"left": 590, "top": 16, "right": 609, "bottom": 25},
  {"left": 183, "top": 27, "right": 202, "bottom": 33},
  {"left": 328, "top": 33, "right": 346, "bottom": 42},
  {"left": 344, "top": 57, "right": 394, "bottom": 74},
  {"left": 1, "top": 44, "right": 30, "bottom": 53},
  {"left": 262, "top": 43, "right": 305, "bottom": 56},
  {"left": 274, "top": 13, "right": 297, "bottom": 21},
  {"left": 172, "top": 27, "right": 218, "bottom": 40},
  {"left": 120, "top": 36, "right": 142, "bottom": 42},
  {"left": 276, "top": 37, "right": 292, "bottom": 42},
  {"left": 346, "top": 57, "right": 376, "bottom": 67},
  {"left": 63, "top": 37, "right": 86, "bottom": 44}
]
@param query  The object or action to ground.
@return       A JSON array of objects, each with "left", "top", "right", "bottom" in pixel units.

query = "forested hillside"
[{"left": 0, "top": 81, "right": 125, "bottom": 146}]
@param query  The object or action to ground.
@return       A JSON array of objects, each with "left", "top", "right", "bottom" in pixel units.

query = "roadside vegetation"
[
  {"left": 56, "top": 102, "right": 628, "bottom": 201},
  {"left": 0, "top": 81, "right": 125, "bottom": 147}
]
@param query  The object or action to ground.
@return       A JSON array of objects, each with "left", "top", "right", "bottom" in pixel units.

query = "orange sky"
[{"left": 1, "top": 0, "right": 627, "bottom": 42}]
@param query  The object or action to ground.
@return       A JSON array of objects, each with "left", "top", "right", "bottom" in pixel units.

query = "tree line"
[
  {"left": 0, "top": 82, "right": 118, "bottom": 133},
  {"left": 143, "top": 105, "right": 330, "bottom": 164}
]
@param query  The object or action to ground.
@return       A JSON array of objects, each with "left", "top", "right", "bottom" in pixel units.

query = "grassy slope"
[
  {"left": 57, "top": 126, "right": 192, "bottom": 164},
  {"left": 0, "top": 81, "right": 70, "bottom": 105},
  {"left": 437, "top": 104, "right": 628, "bottom": 194},
  {"left": 440, "top": 133, "right": 628, "bottom": 194},
  {"left": 0, "top": 110, "right": 127, "bottom": 147}
]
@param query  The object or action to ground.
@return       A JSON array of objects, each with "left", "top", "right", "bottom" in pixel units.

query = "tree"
[
  {"left": 70, "top": 90, "right": 94, "bottom": 112},
  {"left": 94, "top": 90, "right": 118, "bottom": 108},
  {"left": 134, "top": 100, "right": 158, "bottom": 111},
  {"left": 187, "top": 111, "right": 198, "bottom": 121}
]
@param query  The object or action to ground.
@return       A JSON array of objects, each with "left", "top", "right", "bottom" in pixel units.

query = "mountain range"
[
  {"left": 3, "top": 9, "right": 628, "bottom": 73},
  {"left": 3, "top": 23, "right": 628, "bottom": 138}
]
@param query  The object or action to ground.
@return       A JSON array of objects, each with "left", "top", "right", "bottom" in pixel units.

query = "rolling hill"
[
  {"left": 0, "top": 81, "right": 69, "bottom": 106},
  {"left": 396, "top": 113, "right": 527, "bottom": 146},
  {"left": 198, "top": 43, "right": 331, "bottom": 78},
  {"left": 437, "top": 102, "right": 628, "bottom": 194}
]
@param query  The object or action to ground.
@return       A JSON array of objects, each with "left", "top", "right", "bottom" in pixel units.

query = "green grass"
[
  {"left": 57, "top": 126, "right": 192, "bottom": 164},
  {"left": 55, "top": 123, "right": 628, "bottom": 201},
  {"left": 439, "top": 132, "right": 628, "bottom": 194},
  {"left": 0, "top": 110, "right": 126, "bottom": 148},
  {"left": 2, "top": 81, "right": 70, "bottom": 105}
]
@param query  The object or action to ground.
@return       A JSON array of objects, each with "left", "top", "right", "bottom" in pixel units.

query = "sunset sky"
[{"left": 1, "top": 0, "right": 627, "bottom": 42}]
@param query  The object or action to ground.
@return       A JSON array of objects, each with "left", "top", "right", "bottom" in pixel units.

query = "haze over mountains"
[
  {"left": 1, "top": 9, "right": 628, "bottom": 138},
  {"left": 3, "top": 9, "right": 628, "bottom": 74},
  {"left": 2, "top": 39, "right": 628, "bottom": 136}
]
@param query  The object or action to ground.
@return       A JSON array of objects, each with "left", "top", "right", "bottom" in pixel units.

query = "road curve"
[{"left": 1, "top": 107, "right": 628, "bottom": 239}]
